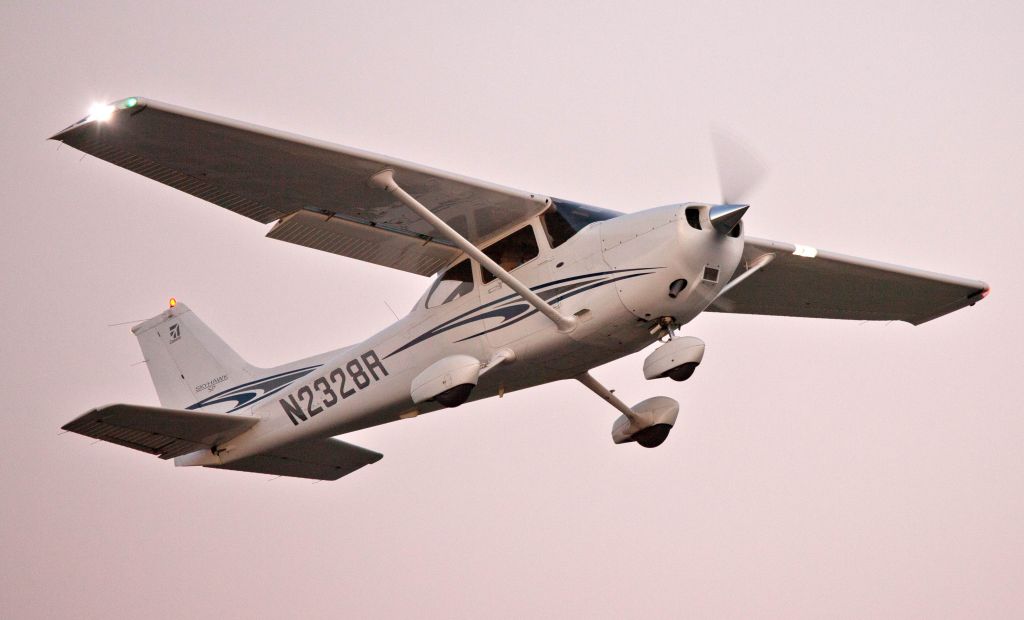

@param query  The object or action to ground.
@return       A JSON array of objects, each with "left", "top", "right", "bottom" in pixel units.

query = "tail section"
[
  {"left": 132, "top": 302, "right": 259, "bottom": 410},
  {"left": 61, "top": 302, "right": 374, "bottom": 481}
]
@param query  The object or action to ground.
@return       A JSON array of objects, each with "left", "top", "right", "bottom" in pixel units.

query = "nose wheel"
[{"left": 643, "top": 334, "right": 706, "bottom": 382}]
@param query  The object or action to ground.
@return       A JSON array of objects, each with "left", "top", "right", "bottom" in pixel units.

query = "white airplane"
[{"left": 54, "top": 97, "right": 989, "bottom": 481}]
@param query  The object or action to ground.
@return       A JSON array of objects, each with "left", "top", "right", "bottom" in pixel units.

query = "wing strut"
[
  {"left": 715, "top": 251, "right": 776, "bottom": 299},
  {"left": 369, "top": 169, "right": 578, "bottom": 333}
]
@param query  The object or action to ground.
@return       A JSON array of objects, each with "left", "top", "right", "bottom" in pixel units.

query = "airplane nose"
[{"left": 708, "top": 204, "right": 748, "bottom": 235}]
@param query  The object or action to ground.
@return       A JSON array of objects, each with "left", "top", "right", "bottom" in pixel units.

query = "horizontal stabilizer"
[
  {"left": 207, "top": 437, "right": 382, "bottom": 481},
  {"left": 62, "top": 404, "right": 258, "bottom": 460}
]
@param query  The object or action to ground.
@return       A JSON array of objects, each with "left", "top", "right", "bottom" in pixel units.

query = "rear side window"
[
  {"left": 481, "top": 226, "right": 539, "bottom": 283},
  {"left": 542, "top": 199, "right": 622, "bottom": 248},
  {"left": 426, "top": 260, "right": 474, "bottom": 308}
]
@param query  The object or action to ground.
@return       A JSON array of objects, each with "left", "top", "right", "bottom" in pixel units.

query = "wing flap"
[
  {"left": 266, "top": 208, "right": 460, "bottom": 276},
  {"left": 62, "top": 404, "right": 258, "bottom": 460},
  {"left": 709, "top": 237, "right": 988, "bottom": 325},
  {"left": 207, "top": 437, "right": 382, "bottom": 481},
  {"left": 52, "top": 98, "right": 549, "bottom": 274}
]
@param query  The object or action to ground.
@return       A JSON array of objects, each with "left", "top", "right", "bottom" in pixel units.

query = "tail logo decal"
[{"left": 168, "top": 323, "right": 181, "bottom": 343}]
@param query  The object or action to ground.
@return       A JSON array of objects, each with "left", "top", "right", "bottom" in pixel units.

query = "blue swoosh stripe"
[
  {"left": 453, "top": 271, "right": 652, "bottom": 342},
  {"left": 186, "top": 365, "right": 321, "bottom": 412},
  {"left": 385, "top": 267, "right": 659, "bottom": 357}
]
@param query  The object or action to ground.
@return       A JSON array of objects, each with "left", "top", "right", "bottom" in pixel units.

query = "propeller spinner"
[{"left": 708, "top": 204, "right": 749, "bottom": 234}]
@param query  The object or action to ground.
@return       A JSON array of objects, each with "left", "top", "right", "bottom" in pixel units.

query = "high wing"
[
  {"left": 50, "top": 97, "right": 550, "bottom": 276},
  {"left": 709, "top": 237, "right": 989, "bottom": 325},
  {"left": 62, "top": 403, "right": 258, "bottom": 460}
]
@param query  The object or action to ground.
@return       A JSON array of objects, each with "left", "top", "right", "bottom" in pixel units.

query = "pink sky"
[{"left": 2, "top": 1, "right": 1021, "bottom": 617}]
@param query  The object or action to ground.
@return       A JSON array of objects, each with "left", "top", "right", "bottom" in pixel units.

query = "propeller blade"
[{"left": 711, "top": 129, "right": 768, "bottom": 204}]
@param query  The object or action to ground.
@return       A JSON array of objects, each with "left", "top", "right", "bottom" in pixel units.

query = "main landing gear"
[
  {"left": 576, "top": 372, "right": 680, "bottom": 448},
  {"left": 576, "top": 328, "right": 706, "bottom": 448}
]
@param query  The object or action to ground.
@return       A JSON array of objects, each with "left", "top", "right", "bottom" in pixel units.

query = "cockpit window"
[
  {"left": 425, "top": 259, "right": 474, "bottom": 308},
  {"left": 542, "top": 198, "right": 622, "bottom": 248},
  {"left": 480, "top": 225, "right": 539, "bottom": 283}
]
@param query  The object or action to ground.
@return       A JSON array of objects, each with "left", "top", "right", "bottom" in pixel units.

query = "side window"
[
  {"left": 542, "top": 199, "right": 621, "bottom": 248},
  {"left": 480, "top": 225, "right": 539, "bottom": 283},
  {"left": 426, "top": 260, "right": 474, "bottom": 308}
]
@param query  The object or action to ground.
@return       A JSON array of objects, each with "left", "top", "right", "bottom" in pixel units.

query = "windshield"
[{"left": 542, "top": 198, "right": 622, "bottom": 248}]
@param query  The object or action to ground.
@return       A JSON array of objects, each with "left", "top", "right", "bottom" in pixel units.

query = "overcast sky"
[{"left": 2, "top": 1, "right": 1021, "bottom": 618}]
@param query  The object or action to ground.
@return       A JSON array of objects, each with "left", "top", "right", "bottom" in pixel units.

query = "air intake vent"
[{"left": 685, "top": 207, "right": 702, "bottom": 230}]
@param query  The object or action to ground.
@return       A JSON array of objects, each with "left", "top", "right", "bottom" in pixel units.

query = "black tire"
[
  {"left": 665, "top": 361, "right": 698, "bottom": 382},
  {"left": 634, "top": 423, "right": 673, "bottom": 448},
  {"left": 434, "top": 383, "right": 474, "bottom": 408}
]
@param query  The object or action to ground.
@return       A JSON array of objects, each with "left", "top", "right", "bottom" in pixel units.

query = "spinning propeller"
[
  {"left": 706, "top": 130, "right": 774, "bottom": 310},
  {"left": 711, "top": 129, "right": 768, "bottom": 205},
  {"left": 707, "top": 129, "right": 768, "bottom": 235}
]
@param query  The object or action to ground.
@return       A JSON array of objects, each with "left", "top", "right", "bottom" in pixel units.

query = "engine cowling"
[{"left": 599, "top": 204, "right": 745, "bottom": 325}]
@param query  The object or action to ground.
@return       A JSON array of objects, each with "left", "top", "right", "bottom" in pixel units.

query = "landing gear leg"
[{"left": 575, "top": 372, "right": 679, "bottom": 448}]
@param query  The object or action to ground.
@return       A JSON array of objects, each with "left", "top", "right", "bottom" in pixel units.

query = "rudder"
[{"left": 132, "top": 302, "right": 258, "bottom": 410}]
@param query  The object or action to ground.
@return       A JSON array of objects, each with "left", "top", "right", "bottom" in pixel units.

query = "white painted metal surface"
[{"left": 54, "top": 98, "right": 990, "bottom": 481}]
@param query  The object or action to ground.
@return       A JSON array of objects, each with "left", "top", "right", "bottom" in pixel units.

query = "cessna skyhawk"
[{"left": 53, "top": 98, "right": 988, "bottom": 481}]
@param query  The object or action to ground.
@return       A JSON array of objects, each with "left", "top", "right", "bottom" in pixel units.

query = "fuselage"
[{"left": 193, "top": 203, "right": 745, "bottom": 466}]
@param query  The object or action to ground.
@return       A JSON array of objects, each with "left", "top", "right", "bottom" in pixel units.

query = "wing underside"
[
  {"left": 709, "top": 237, "right": 988, "bottom": 325},
  {"left": 51, "top": 97, "right": 549, "bottom": 276}
]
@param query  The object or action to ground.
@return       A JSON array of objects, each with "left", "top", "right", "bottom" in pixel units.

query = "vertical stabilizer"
[{"left": 132, "top": 303, "right": 257, "bottom": 410}]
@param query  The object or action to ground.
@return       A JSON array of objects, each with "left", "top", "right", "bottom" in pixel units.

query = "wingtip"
[
  {"left": 47, "top": 96, "right": 145, "bottom": 142},
  {"left": 48, "top": 124, "right": 76, "bottom": 141},
  {"left": 969, "top": 283, "right": 990, "bottom": 305}
]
